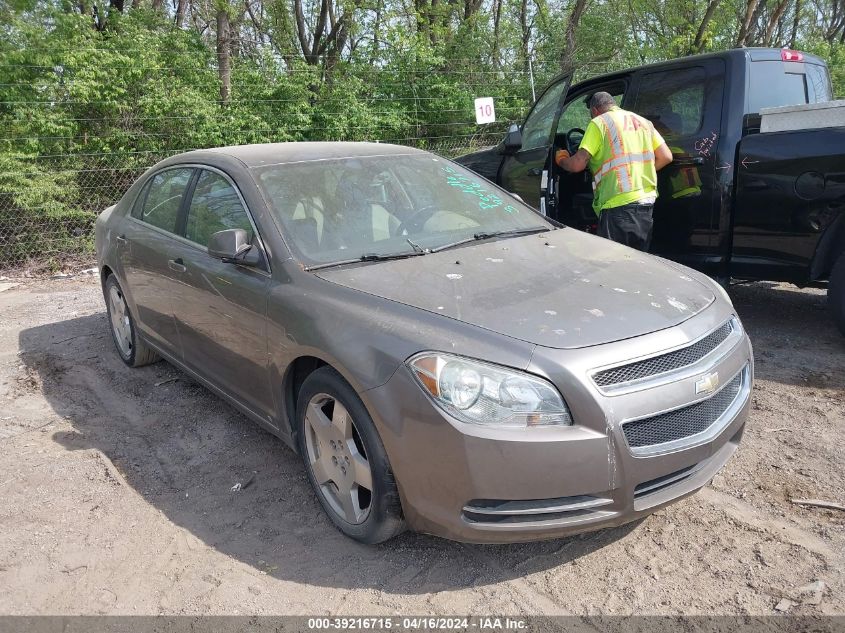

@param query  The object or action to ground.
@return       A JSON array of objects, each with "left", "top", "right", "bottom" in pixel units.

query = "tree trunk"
[
  {"left": 217, "top": 7, "right": 231, "bottom": 104},
  {"left": 151, "top": 0, "right": 163, "bottom": 9},
  {"left": 690, "top": 0, "right": 721, "bottom": 53},
  {"left": 294, "top": 0, "right": 330, "bottom": 64},
  {"left": 463, "top": 0, "right": 482, "bottom": 21},
  {"left": 130, "top": 0, "right": 141, "bottom": 9},
  {"left": 429, "top": 0, "right": 440, "bottom": 45},
  {"left": 519, "top": 0, "right": 530, "bottom": 74},
  {"left": 789, "top": 0, "right": 800, "bottom": 47},
  {"left": 175, "top": 0, "right": 187, "bottom": 26},
  {"left": 371, "top": 0, "right": 383, "bottom": 63},
  {"left": 763, "top": 0, "right": 790, "bottom": 45},
  {"left": 559, "top": 0, "right": 589, "bottom": 74},
  {"left": 736, "top": 0, "right": 760, "bottom": 46},
  {"left": 491, "top": 0, "right": 502, "bottom": 69}
]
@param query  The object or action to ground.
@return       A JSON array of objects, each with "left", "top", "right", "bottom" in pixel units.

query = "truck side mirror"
[{"left": 503, "top": 124, "right": 523, "bottom": 151}]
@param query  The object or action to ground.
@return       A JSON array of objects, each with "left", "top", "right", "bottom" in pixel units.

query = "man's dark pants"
[{"left": 598, "top": 202, "right": 654, "bottom": 251}]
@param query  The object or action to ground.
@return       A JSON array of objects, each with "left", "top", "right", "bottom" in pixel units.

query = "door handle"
[
  {"left": 675, "top": 157, "right": 705, "bottom": 166},
  {"left": 116, "top": 235, "right": 128, "bottom": 245},
  {"left": 168, "top": 258, "right": 187, "bottom": 273}
]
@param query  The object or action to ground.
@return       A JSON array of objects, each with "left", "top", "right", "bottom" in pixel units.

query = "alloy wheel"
[
  {"left": 304, "top": 393, "right": 373, "bottom": 524},
  {"left": 108, "top": 284, "right": 132, "bottom": 358}
]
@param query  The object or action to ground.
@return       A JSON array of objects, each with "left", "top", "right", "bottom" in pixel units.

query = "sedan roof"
[{"left": 178, "top": 142, "right": 428, "bottom": 168}]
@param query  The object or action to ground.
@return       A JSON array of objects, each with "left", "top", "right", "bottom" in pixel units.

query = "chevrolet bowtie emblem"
[{"left": 695, "top": 371, "right": 720, "bottom": 395}]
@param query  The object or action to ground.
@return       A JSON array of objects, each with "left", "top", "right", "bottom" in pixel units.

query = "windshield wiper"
[
  {"left": 359, "top": 251, "right": 427, "bottom": 262},
  {"left": 430, "top": 225, "right": 552, "bottom": 253},
  {"left": 304, "top": 250, "right": 426, "bottom": 271}
]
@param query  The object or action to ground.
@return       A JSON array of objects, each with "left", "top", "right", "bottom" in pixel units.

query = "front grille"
[
  {"left": 623, "top": 370, "right": 744, "bottom": 450},
  {"left": 593, "top": 320, "right": 734, "bottom": 388}
]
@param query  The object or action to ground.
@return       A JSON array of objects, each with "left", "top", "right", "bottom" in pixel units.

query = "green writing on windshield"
[{"left": 441, "top": 166, "right": 518, "bottom": 213}]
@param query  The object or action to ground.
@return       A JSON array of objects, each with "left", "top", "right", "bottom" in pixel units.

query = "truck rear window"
[{"left": 747, "top": 61, "right": 832, "bottom": 113}]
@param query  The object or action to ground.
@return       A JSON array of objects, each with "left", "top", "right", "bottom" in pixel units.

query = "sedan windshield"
[{"left": 253, "top": 153, "right": 553, "bottom": 267}]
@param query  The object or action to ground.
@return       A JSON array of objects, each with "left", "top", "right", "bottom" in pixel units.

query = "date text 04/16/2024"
[{"left": 307, "top": 617, "right": 529, "bottom": 630}]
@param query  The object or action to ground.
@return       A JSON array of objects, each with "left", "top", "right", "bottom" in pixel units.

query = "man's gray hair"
[{"left": 588, "top": 92, "right": 616, "bottom": 112}]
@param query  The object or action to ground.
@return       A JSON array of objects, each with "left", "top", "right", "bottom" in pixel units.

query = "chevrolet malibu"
[{"left": 95, "top": 142, "right": 753, "bottom": 544}]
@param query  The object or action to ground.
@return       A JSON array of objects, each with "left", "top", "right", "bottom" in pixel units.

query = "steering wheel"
[
  {"left": 566, "top": 127, "right": 585, "bottom": 154},
  {"left": 395, "top": 204, "right": 440, "bottom": 236}
]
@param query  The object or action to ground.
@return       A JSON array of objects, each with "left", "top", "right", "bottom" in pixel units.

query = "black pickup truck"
[{"left": 456, "top": 48, "right": 845, "bottom": 334}]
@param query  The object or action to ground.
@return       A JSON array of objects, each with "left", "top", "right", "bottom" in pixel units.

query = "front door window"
[
  {"left": 556, "top": 83, "right": 627, "bottom": 139},
  {"left": 184, "top": 170, "right": 254, "bottom": 247},
  {"left": 520, "top": 81, "right": 568, "bottom": 150}
]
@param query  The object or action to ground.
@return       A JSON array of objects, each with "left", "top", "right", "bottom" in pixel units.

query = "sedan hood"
[{"left": 315, "top": 228, "right": 715, "bottom": 349}]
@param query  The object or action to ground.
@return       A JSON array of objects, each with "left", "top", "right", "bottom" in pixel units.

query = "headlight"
[{"left": 407, "top": 352, "right": 572, "bottom": 427}]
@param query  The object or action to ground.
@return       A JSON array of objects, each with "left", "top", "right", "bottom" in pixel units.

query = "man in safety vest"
[{"left": 555, "top": 92, "right": 673, "bottom": 251}]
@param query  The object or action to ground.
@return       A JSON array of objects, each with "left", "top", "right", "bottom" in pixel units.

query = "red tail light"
[{"left": 781, "top": 49, "right": 804, "bottom": 62}]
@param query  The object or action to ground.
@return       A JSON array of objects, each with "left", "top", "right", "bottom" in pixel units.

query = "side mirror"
[
  {"left": 207, "top": 228, "right": 261, "bottom": 266},
  {"left": 503, "top": 123, "right": 523, "bottom": 152}
]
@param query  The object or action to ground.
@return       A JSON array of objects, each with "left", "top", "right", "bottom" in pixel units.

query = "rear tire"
[
  {"left": 103, "top": 274, "right": 160, "bottom": 367},
  {"left": 830, "top": 252, "right": 845, "bottom": 337},
  {"left": 296, "top": 366, "right": 405, "bottom": 544}
]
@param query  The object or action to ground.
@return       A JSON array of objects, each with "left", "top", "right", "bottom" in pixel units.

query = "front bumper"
[{"left": 361, "top": 302, "right": 753, "bottom": 544}]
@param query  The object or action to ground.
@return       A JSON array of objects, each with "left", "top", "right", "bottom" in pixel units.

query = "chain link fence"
[
  {"left": 1, "top": 57, "right": 614, "bottom": 273},
  {"left": 0, "top": 136, "right": 504, "bottom": 274}
]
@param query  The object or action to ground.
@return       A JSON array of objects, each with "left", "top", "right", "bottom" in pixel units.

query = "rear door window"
[
  {"left": 184, "top": 170, "right": 254, "bottom": 247},
  {"left": 138, "top": 168, "right": 194, "bottom": 233},
  {"left": 633, "top": 67, "right": 706, "bottom": 139},
  {"left": 806, "top": 63, "right": 833, "bottom": 103}
]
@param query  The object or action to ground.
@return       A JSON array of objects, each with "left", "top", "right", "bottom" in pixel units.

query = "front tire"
[
  {"left": 296, "top": 367, "right": 405, "bottom": 544},
  {"left": 830, "top": 252, "right": 845, "bottom": 337},
  {"left": 103, "top": 274, "right": 160, "bottom": 367}
]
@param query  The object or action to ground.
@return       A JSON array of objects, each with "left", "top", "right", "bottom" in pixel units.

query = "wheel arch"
[
  {"left": 278, "top": 343, "right": 399, "bottom": 448},
  {"left": 281, "top": 355, "right": 328, "bottom": 448},
  {"left": 811, "top": 212, "right": 845, "bottom": 282},
  {"left": 100, "top": 264, "right": 115, "bottom": 289}
]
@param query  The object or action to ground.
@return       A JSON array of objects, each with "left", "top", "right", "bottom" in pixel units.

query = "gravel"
[{"left": 0, "top": 276, "right": 842, "bottom": 615}]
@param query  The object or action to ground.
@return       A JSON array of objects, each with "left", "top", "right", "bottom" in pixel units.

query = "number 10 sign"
[{"left": 474, "top": 97, "right": 496, "bottom": 124}]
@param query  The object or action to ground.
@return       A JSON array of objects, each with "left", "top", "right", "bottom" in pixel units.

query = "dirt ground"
[{"left": 0, "top": 274, "right": 843, "bottom": 616}]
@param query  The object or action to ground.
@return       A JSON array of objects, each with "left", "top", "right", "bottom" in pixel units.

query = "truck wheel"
[{"left": 829, "top": 252, "right": 845, "bottom": 337}]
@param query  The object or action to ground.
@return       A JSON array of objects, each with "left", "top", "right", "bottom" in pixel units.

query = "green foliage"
[
  {"left": 0, "top": 0, "right": 839, "bottom": 268},
  {"left": 803, "top": 41, "right": 845, "bottom": 96}
]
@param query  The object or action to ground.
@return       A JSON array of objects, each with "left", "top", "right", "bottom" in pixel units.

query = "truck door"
[
  {"left": 630, "top": 59, "right": 725, "bottom": 269},
  {"left": 500, "top": 77, "right": 570, "bottom": 209}
]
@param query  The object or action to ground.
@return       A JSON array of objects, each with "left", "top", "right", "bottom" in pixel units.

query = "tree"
[
  {"left": 690, "top": 0, "right": 722, "bottom": 53},
  {"left": 560, "top": 0, "right": 590, "bottom": 73},
  {"left": 216, "top": 3, "right": 231, "bottom": 102},
  {"left": 736, "top": 0, "right": 760, "bottom": 46}
]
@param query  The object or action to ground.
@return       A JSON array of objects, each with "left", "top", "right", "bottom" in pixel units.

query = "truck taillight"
[{"left": 781, "top": 49, "right": 804, "bottom": 62}]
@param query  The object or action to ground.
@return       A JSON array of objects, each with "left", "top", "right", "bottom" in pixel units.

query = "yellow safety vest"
[
  {"left": 668, "top": 146, "right": 702, "bottom": 199},
  {"left": 585, "top": 108, "right": 661, "bottom": 214}
]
